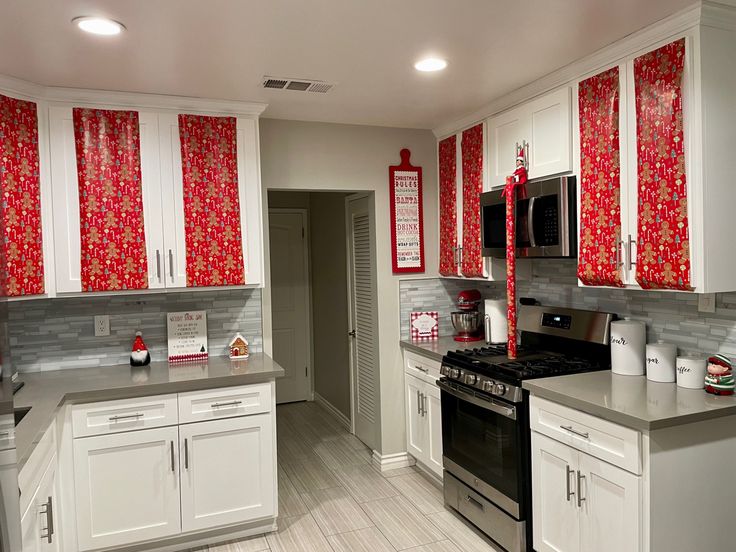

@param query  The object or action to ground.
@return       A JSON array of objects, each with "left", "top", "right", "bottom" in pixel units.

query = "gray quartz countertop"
[
  {"left": 13, "top": 353, "right": 284, "bottom": 471},
  {"left": 399, "top": 337, "right": 469, "bottom": 362},
  {"left": 523, "top": 370, "right": 736, "bottom": 431}
]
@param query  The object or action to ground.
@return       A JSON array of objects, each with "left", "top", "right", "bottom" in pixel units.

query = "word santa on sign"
[{"left": 389, "top": 149, "right": 425, "bottom": 274}]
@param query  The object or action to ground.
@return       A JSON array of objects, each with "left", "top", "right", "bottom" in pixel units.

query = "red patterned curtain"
[
  {"left": 461, "top": 124, "right": 484, "bottom": 278},
  {"left": 0, "top": 95, "right": 44, "bottom": 297},
  {"left": 634, "top": 38, "right": 690, "bottom": 290},
  {"left": 577, "top": 67, "right": 624, "bottom": 287},
  {"left": 74, "top": 108, "right": 148, "bottom": 292},
  {"left": 178, "top": 115, "right": 245, "bottom": 287},
  {"left": 438, "top": 135, "right": 458, "bottom": 276}
]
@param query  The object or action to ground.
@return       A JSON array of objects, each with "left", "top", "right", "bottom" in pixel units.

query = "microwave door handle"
[{"left": 527, "top": 196, "right": 537, "bottom": 248}]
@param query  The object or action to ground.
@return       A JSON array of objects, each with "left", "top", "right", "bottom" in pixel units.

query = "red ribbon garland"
[{"left": 503, "top": 167, "right": 527, "bottom": 360}]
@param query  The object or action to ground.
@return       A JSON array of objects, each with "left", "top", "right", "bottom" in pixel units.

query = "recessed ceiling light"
[
  {"left": 73, "top": 16, "right": 125, "bottom": 36},
  {"left": 414, "top": 58, "right": 447, "bottom": 72}
]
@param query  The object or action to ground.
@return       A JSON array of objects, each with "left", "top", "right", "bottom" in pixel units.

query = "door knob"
[{"left": 348, "top": 330, "right": 356, "bottom": 338}]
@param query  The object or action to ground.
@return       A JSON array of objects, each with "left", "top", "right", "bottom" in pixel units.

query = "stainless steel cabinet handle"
[
  {"left": 627, "top": 234, "right": 636, "bottom": 271},
  {"left": 422, "top": 393, "right": 428, "bottom": 417},
  {"left": 615, "top": 238, "right": 624, "bottom": 268},
  {"left": 453, "top": 245, "right": 458, "bottom": 267},
  {"left": 156, "top": 250, "right": 161, "bottom": 283},
  {"left": 109, "top": 413, "right": 144, "bottom": 422},
  {"left": 211, "top": 400, "right": 243, "bottom": 409},
  {"left": 527, "top": 196, "right": 537, "bottom": 248},
  {"left": 416, "top": 390, "right": 421, "bottom": 415},
  {"left": 415, "top": 365, "right": 428, "bottom": 373},
  {"left": 565, "top": 465, "right": 575, "bottom": 502},
  {"left": 464, "top": 495, "right": 485, "bottom": 511},
  {"left": 169, "top": 250, "right": 175, "bottom": 283},
  {"left": 170, "top": 441, "right": 175, "bottom": 472},
  {"left": 40, "top": 496, "right": 53, "bottom": 543},
  {"left": 560, "top": 425, "right": 590, "bottom": 439},
  {"left": 184, "top": 437, "right": 189, "bottom": 470},
  {"left": 458, "top": 246, "right": 463, "bottom": 269},
  {"left": 576, "top": 470, "right": 586, "bottom": 508}
]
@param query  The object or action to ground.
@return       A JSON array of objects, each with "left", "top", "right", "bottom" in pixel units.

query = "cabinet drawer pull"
[
  {"left": 170, "top": 440, "right": 175, "bottom": 472},
  {"left": 109, "top": 413, "right": 144, "bottom": 422},
  {"left": 210, "top": 400, "right": 243, "bottom": 409},
  {"left": 565, "top": 465, "right": 575, "bottom": 502},
  {"left": 576, "top": 470, "right": 586, "bottom": 508},
  {"left": 184, "top": 437, "right": 189, "bottom": 470},
  {"left": 421, "top": 393, "right": 427, "bottom": 417},
  {"left": 464, "top": 495, "right": 485, "bottom": 511},
  {"left": 40, "top": 496, "right": 53, "bottom": 543},
  {"left": 416, "top": 390, "right": 421, "bottom": 415},
  {"left": 414, "top": 365, "right": 428, "bottom": 373},
  {"left": 560, "top": 425, "right": 589, "bottom": 439}
]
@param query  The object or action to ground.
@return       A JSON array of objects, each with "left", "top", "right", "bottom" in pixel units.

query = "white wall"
[{"left": 260, "top": 119, "right": 438, "bottom": 455}]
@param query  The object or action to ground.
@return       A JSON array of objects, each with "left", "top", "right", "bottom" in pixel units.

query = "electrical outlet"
[
  {"left": 94, "top": 315, "right": 110, "bottom": 337},
  {"left": 698, "top": 293, "right": 716, "bottom": 314}
]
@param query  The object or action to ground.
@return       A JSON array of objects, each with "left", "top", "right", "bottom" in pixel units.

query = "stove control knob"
[
  {"left": 440, "top": 365, "right": 450, "bottom": 376},
  {"left": 481, "top": 380, "right": 494, "bottom": 392},
  {"left": 464, "top": 374, "right": 477, "bottom": 385},
  {"left": 449, "top": 369, "right": 461, "bottom": 379},
  {"left": 494, "top": 383, "right": 507, "bottom": 395}
]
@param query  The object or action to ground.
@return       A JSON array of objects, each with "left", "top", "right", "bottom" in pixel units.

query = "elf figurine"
[
  {"left": 705, "top": 354, "right": 735, "bottom": 396},
  {"left": 130, "top": 331, "right": 151, "bottom": 367},
  {"left": 511, "top": 145, "right": 528, "bottom": 188}
]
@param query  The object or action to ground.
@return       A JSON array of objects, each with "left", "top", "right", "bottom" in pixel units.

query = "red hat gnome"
[
  {"left": 130, "top": 331, "right": 151, "bottom": 367},
  {"left": 705, "top": 354, "right": 734, "bottom": 395}
]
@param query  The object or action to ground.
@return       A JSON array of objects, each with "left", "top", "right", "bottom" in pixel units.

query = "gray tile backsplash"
[
  {"left": 8, "top": 289, "right": 262, "bottom": 373},
  {"left": 400, "top": 260, "right": 736, "bottom": 358}
]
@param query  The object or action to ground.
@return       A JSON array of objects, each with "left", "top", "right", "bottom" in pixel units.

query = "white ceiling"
[{"left": 0, "top": 0, "right": 695, "bottom": 129}]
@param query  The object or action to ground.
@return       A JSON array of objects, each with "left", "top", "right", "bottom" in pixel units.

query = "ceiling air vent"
[{"left": 262, "top": 76, "right": 335, "bottom": 94}]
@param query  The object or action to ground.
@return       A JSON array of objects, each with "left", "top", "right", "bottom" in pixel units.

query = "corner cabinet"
[
  {"left": 487, "top": 87, "right": 572, "bottom": 189},
  {"left": 48, "top": 105, "right": 263, "bottom": 295},
  {"left": 403, "top": 351, "right": 443, "bottom": 478}
]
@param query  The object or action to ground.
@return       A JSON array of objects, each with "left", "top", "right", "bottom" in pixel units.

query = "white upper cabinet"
[
  {"left": 488, "top": 86, "right": 572, "bottom": 189},
  {"left": 47, "top": 105, "right": 264, "bottom": 295}
]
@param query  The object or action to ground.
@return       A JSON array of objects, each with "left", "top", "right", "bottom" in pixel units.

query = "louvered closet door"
[{"left": 347, "top": 195, "right": 379, "bottom": 451}]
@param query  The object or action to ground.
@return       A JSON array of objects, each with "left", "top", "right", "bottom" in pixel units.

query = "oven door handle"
[
  {"left": 527, "top": 196, "right": 537, "bottom": 248},
  {"left": 437, "top": 380, "right": 517, "bottom": 420}
]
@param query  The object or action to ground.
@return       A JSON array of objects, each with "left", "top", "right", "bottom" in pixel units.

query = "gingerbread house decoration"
[{"left": 229, "top": 334, "right": 250, "bottom": 359}]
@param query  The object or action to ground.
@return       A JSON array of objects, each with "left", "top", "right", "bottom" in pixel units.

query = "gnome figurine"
[
  {"left": 130, "top": 331, "right": 151, "bottom": 367},
  {"left": 705, "top": 354, "right": 735, "bottom": 396}
]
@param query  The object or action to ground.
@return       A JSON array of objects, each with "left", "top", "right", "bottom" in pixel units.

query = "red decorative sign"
[{"left": 389, "top": 149, "right": 425, "bottom": 273}]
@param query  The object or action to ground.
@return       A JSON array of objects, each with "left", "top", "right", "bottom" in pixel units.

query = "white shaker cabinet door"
[
  {"left": 179, "top": 413, "right": 275, "bottom": 532},
  {"left": 579, "top": 453, "right": 641, "bottom": 552},
  {"left": 21, "top": 455, "right": 57, "bottom": 552},
  {"left": 73, "top": 426, "right": 181, "bottom": 551},
  {"left": 424, "top": 383, "right": 444, "bottom": 478},
  {"left": 405, "top": 374, "right": 428, "bottom": 463},
  {"left": 527, "top": 87, "right": 572, "bottom": 180},
  {"left": 487, "top": 105, "right": 531, "bottom": 189},
  {"left": 532, "top": 432, "right": 581, "bottom": 552}
]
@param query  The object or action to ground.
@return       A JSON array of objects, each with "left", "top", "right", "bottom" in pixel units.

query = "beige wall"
[{"left": 260, "top": 118, "right": 438, "bottom": 456}]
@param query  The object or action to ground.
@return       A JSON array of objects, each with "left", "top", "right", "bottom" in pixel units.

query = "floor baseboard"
[
  {"left": 313, "top": 392, "right": 351, "bottom": 430},
  {"left": 371, "top": 450, "right": 416, "bottom": 472}
]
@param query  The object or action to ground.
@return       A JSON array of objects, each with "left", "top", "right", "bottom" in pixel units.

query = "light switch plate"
[
  {"left": 698, "top": 293, "right": 716, "bottom": 313},
  {"left": 94, "top": 315, "right": 110, "bottom": 337}
]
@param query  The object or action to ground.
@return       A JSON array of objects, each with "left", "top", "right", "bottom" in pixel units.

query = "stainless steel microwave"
[{"left": 480, "top": 175, "right": 576, "bottom": 258}]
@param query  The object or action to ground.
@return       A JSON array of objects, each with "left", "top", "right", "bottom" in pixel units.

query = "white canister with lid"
[
  {"left": 676, "top": 356, "right": 707, "bottom": 389},
  {"left": 610, "top": 319, "right": 646, "bottom": 376},
  {"left": 646, "top": 341, "right": 677, "bottom": 383}
]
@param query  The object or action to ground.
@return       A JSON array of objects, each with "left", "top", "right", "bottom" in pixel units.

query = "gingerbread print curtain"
[
  {"left": 461, "top": 124, "right": 484, "bottom": 278},
  {"left": 73, "top": 108, "right": 148, "bottom": 292},
  {"left": 178, "top": 114, "right": 245, "bottom": 287},
  {"left": 0, "top": 95, "right": 44, "bottom": 297},
  {"left": 634, "top": 38, "right": 691, "bottom": 290},
  {"left": 438, "top": 135, "right": 458, "bottom": 276},
  {"left": 577, "top": 67, "right": 624, "bottom": 287}
]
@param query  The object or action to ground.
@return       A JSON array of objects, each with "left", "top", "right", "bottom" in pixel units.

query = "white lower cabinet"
[
  {"left": 179, "top": 414, "right": 275, "bottom": 532},
  {"left": 403, "top": 352, "right": 443, "bottom": 479},
  {"left": 21, "top": 454, "right": 59, "bottom": 552},
  {"left": 532, "top": 425, "right": 641, "bottom": 552},
  {"left": 73, "top": 426, "right": 181, "bottom": 551}
]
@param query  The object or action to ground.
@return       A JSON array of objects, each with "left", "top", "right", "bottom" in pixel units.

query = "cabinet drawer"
[
  {"left": 404, "top": 351, "right": 442, "bottom": 384},
  {"left": 72, "top": 394, "right": 178, "bottom": 438},
  {"left": 178, "top": 383, "right": 271, "bottom": 424},
  {"left": 530, "top": 396, "right": 641, "bottom": 474}
]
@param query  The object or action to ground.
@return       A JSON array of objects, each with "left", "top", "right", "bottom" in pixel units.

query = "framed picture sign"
[
  {"left": 167, "top": 310, "right": 208, "bottom": 363},
  {"left": 389, "top": 148, "right": 425, "bottom": 273}
]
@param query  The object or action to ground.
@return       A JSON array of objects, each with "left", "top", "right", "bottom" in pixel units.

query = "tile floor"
[{"left": 200, "top": 401, "right": 502, "bottom": 552}]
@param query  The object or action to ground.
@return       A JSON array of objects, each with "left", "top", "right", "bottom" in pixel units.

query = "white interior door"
[
  {"left": 346, "top": 195, "right": 379, "bottom": 451},
  {"left": 269, "top": 210, "right": 311, "bottom": 404}
]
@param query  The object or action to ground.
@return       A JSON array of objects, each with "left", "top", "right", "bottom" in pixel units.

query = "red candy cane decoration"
[{"left": 504, "top": 145, "right": 528, "bottom": 359}]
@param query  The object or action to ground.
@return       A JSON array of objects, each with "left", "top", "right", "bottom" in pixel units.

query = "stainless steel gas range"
[{"left": 438, "top": 305, "right": 614, "bottom": 552}]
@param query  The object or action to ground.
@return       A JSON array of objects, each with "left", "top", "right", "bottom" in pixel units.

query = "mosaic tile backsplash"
[
  {"left": 400, "top": 260, "right": 736, "bottom": 358},
  {"left": 8, "top": 289, "right": 262, "bottom": 373}
]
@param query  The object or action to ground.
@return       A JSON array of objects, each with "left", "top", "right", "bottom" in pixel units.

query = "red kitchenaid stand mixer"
[{"left": 451, "top": 289, "right": 484, "bottom": 342}]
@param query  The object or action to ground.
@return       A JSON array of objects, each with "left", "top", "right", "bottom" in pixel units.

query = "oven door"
[{"left": 438, "top": 379, "right": 525, "bottom": 519}]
